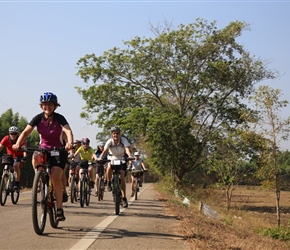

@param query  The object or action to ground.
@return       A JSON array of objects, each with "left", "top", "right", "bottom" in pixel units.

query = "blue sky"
[{"left": 0, "top": 1, "right": 289, "bottom": 148}]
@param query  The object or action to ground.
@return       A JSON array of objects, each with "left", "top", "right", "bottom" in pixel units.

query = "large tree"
[
  {"left": 75, "top": 19, "right": 276, "bottom": 183},
  {"left": 249, "top": 85, "right": 290, "bottom": 228}
]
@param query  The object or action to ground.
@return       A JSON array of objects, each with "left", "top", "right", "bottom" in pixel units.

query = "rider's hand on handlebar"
[{"left": 21, "top": 157, "right": 27, "bottom": 163}]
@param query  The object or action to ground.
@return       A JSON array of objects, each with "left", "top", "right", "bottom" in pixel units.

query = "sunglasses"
[
  {"left": 82, "top": 143, "right": 89, "bottom": 145},
  {"left": 10, "top": 133, "right": 18, "bottom": 136}
]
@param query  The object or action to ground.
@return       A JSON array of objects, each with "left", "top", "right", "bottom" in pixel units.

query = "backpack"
[
  {"left": 108, "top": 137, "right": 125, "bottom": 148},
  {"left": 1, "top": 154, "right": 14, "bottom": 165}
]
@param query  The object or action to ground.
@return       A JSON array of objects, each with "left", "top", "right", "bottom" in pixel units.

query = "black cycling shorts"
[{"left": 46, "top": 151, "right": 68, "bottom": 170}]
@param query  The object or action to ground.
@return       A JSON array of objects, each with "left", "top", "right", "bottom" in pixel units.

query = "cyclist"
[
  {"left": 68, "top": 139, "right": 82, "bottom": 185},
  {"left": 0, "top": 126, "right": 28, "bottom": 190},
  {"left": 129, "top": 151, "right": 147, "bottom": 197},
  {"left": 98, "top": 126, "right": 131, "bottom": 208},
  {"left": 73, "top": 138, "right": 97, "bottom": 189},
  {"left": 94, "top": 141, "right": 108, "bottom": 196},
  {"left": 12, "top": 92, "right": 74, "bottom": 221}
]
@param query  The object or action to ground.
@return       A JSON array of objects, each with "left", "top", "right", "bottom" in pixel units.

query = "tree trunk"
[{"left": 275, "top": 188, "right": 281, "bottom": 228}]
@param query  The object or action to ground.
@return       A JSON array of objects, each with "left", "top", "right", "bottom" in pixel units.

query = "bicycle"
[
  {"left": 130, "top": 168, "right": 148, "bottom": 200},
  {"left": 79, "top": 160, "right": 93, "bottom": 207},
  {"left": 95, "top": 159, "right": 109, "bottom": 201},
  {"left": 130, "top": 169, "right": 142, "bottom": 200},
  {"left": 0, "top": 154, "right": 20, "bottom": 206},
  {"left": 68, "top": 160, "right": 79, "bottom": 203},
  {"left": 25, "top": 147, "right": 66, "bottom": 235},
  {"left": 110, "top": 157, "right": 133, "bottom": 215}
]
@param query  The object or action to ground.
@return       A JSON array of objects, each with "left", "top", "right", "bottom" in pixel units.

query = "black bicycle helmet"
[
  {"left": 73, "top": 139, "right": 81, "bottom": 144},
  {"left": 82, "top": 138, "right": 90, "bottom": 144},
  {"left": 110, "top": 126, "right": 121, "bottom": 133},
  {"left": 9, "top": 126, "right": 20, "bottom": 134},
  {"left": 39, "top": 92, "right": 60, "bottom": 106}
]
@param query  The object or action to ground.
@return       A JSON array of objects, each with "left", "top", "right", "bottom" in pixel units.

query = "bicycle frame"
[{"left": 131, "top": 170, "right": 142, "bottom": 200}]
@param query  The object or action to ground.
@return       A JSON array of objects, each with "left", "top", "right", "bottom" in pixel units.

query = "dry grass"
[{"left": 158, "top": 184, "right": 290, "bottom": 250}]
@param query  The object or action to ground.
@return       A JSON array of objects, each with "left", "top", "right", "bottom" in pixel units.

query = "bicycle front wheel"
[
  {"left": 85, "top": 181, "right": 90, "bottom": 206},
  {"left": 134, "top": 178, "right": 138, "bottom": 200},
  {"left": 113, "top": 176, "right": 121, "bottom": 215},
  {"left": 100, "top": 179, "right": 105, "bottom": 200},
  {"left": 48, "top": 191, "right": 59, "bottom": 228},
  {"left": 32, "top": 170, "right": 48, "bottom": 235},
  {"left": 70, "top": 176, "right": 76, "bottom": 203},
  {"left": 11, "top": 188, "right": 20, "bottom": 204},
  {"left": 98, "top": 179, "right": 104, "bottom": 201},
  {"left": 80, "top": 178, "right": 85, "bottom": 207},
  {"left": 0, "top": 174, "right": 9, "bottom": 206}
]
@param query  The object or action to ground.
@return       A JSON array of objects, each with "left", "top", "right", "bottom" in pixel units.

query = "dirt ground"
[{"left": 160, "top": 185, "right": 290, "bottom": 250}]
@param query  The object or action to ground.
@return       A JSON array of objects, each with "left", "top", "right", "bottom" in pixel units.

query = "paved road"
[{"left": 0, "top": 183, "right": 188, "bottom": 250}]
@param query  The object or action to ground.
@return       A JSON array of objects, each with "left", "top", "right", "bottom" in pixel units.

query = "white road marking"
[{"left": 69, "top": 186, "right": 147, "bottom": 250}]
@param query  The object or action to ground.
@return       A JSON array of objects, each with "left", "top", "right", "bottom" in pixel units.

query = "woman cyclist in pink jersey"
[{"left": 13, "top": 92, "right": 74, "bottom": 221}]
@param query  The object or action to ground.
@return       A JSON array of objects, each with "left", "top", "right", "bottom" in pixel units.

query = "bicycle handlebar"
[{"left": 20, "top": 146, "right": 66, "bottom": 152}]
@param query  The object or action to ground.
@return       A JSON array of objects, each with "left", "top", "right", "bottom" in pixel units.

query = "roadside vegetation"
[{"left": 156, "top": 178, "right": 290, "bottom": 249}]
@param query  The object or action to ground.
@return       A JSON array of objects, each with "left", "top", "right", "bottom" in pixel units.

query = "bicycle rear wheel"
[
  {"left": 32, "top": 170, "right": 48, "bottom": 235},
  {"left": 0, "top": 174, "right": 9, "bottom": 206},
  {"left": 11, "top": 189, "right": 20, "bottom": 204}
]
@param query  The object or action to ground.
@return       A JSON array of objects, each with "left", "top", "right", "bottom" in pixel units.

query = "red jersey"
[{"left": 0, "top": 135, "right": 26, "bottom": 158}]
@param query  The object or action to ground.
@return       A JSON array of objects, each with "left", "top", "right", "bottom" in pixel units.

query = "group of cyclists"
[{"left": 0, "top": 92, "right": 147, "bottom": 222}]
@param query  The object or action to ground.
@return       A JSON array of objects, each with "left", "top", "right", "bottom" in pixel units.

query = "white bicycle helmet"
[{"left": 9, "top": 126, "right": 20, "bottom": 134}]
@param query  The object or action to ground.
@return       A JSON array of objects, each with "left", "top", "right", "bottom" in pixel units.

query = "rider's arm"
[
  {"left": 92, "top": 153, "right": 98, "bottom": 161},
  {"left": 141, "top": 161, "right": 147, "bottom": 171},
  {"left": 125, "top": 147, "right": 131, "bottom": 159},
  {"left": 13, "top": 125, "right": 34, "bottom": 151},
  {"left": 62, "top": 124, "right": 74, "bottom": 151},
  {"left": 99, "top": 148, "right": 108, "bottom": 159}
]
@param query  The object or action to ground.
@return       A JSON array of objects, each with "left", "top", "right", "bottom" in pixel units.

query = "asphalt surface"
[{"left": 0, "top": 183, "right": 189, "bottom": 250}]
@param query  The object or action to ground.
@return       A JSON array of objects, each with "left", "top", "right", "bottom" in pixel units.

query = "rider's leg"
[
  {"left": 51, "top": 166, "right": 64, "bottom": 209},
  {"left": 131, "top": 176, "right": 134, "bottom": 193},
  {"left": 121, "top": 168, "right": 128, "bottom": 207},
  {"left": 32, "top": 151, "right": 43, "bottom": 170},
  {"left": 120, "top": 169, "right": 126, "bottom": 198},
  {"left": 130, "top": 175, "right": 134, "bottom": 197},
  {"left": 88, "top": 166, "right": 95, "bottom": 188},
  {"left": 62, "top": 162, "right": 68, "bottom": 202},
  {"left": 13, "top": 160, "right": 21, "bottom": 189},
  {"left": 106, "top": 164, "right": 112, "bottom": 191}
]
